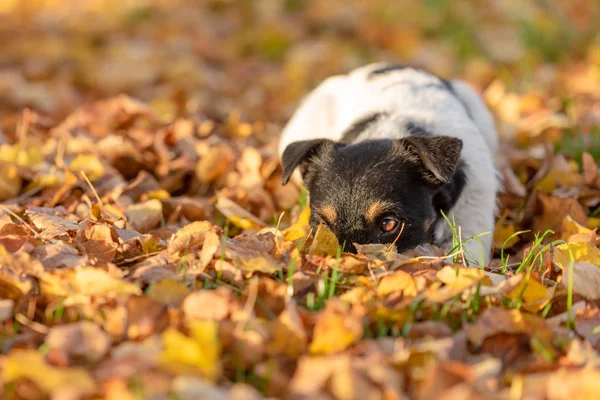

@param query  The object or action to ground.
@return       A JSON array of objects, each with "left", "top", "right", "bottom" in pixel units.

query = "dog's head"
[{"left": 281, "top": 136, "right": 463, "bottom": 253}]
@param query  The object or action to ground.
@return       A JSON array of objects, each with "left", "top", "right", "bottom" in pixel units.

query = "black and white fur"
[{"left": 279, "top": 63, "right": 500, "bottom": 266}]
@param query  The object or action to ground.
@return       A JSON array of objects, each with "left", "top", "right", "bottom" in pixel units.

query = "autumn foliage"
[{"left": 1, "top": 1, "right": 600, "bottom": 399}]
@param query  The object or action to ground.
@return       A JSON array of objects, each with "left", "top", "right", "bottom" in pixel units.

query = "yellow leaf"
[
  {"left": 215, "top": 196, "right": 265, "bottom": 230},
  {"left": 2, "top": 349, "right": 96, "bottom": 396},
  {"left": 125, "top": 199, "right": 163, "bottom": 233},
  {"left": 296, "top": 204, "right": 311, "bottom": 226},
  {"left": 0, "top": 165, "right": 21, "bottom": 201},
  {"left": 309, "top": 223, "right": 339, "bottom": 257},
  {"left": 144, "top": 189, "right": 171, "bottom": 200},
  {"left": 553, "top": 243, "right": 600, "bottom": 300},
  {"left": 160, "top": 321, "right": 222, "bottom": 381},
  {"left": 40, "top": 267, "right": 141, "bottom": 305},
  {"left": 554, "top": 242, "right": 600, "bottom": 268},
  {"left": 0, "top": 143, "right": 43, "bottom": 167},
  {"left": 425, "top": 266, "right": 492, "bottom": 303},
  {"left": 377, "top": 270, "right": 417, "bottom": 297},
  {"left": 562, "top": 215, "right": 596, "bottom": 243},
  {"left": 141, "top": 235, "right": 163, "bottom": 254},
  {"left": 168, "top": 221, "right": 216, "bottom": 260},
  {"left": 282, "top": 204, "right": 311, "bottom": 242},
  {"left": 267, "top": 301, "right": 308, "bottom": 358},
  {"left": 69, "top": 154, "right": 105, "bottom": 181},
  {"left": 535, "top": 171, "right": 583, "bottom": 193},
  {"left": 493, "top": 222, "right": 520, "bottom": 250},
  {"left": 504, "top": 274, "right": 555, "bottom": 312},
  {"left": 309, "top": 309, "right": 362, "bottom": 355},
  {"left": 147, "top": 279, "right": 190, "bottom": 307}
]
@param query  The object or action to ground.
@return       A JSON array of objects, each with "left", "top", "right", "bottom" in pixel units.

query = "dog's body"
[{"left": 279, "top": 63, "right": 500, "bottom": 266}]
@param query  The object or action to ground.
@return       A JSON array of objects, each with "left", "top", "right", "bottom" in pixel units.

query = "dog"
[{"left": 278, "top": 63, "right": 500, "bottom": 266}]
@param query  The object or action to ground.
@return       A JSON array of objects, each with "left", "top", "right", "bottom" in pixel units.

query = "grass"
[
  {"left": 441, "top": 210, "right": 491, "bottom": 267},
  {"left": 556, "top": 126, "right": 600, "bottom": 167}
]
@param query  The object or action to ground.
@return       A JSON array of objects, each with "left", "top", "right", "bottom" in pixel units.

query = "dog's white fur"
[{"left": 279, "top": 63, "right": 500, "bottom": 266}]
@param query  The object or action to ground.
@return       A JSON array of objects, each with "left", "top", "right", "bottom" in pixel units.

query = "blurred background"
[
  {"left": 1, "top": 0, "right": 599, "bottom": 130},
  {"left": 0, "top": 0, "right": 599, "bottom": 224}
]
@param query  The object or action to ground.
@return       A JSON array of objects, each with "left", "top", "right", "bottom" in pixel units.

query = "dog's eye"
[{"left": 380, "top": 218, "right": 398, "bottom": 233}]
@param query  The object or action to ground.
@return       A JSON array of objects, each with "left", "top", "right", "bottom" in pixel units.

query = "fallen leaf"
[
  {"left": 425, "top": 266, "right": 492, "bottom": 303},
  {"left": 216, "top": 196, "right": 266, "bottom": 230},
  {"left": 377, "top": 270, "right": 417, "bottom": 297},
  {"left": 74, "top": 221, "right": 119, "bottom": 262},
  {"left": 561, "top": 215, "right": 596, "bottom": 243},
  {"left": 125, "top": 199, "right": 163, "bottom": 233},
  {"left": 309, "top": 303, "right": 362, "bottom": 355},
  {"left": 0, "top": 165, "right": 21, "bottom": 201},
  {"left": 309, "top": 223, "right": 340, "bottom": 257},
  {"left": 147, "top": 279, "right": 191, "bottom": 307},
  {"left": 168, "top": 221, "right": 218, "bottom": 260},
  {"left": 268, "top": 300, "right": 308, "bottom": 358},
  {"left": 40, "top": 266, "right": 141, "bottom": 304},
  {"left": 504, "top": 273, "right": 555, "bottom": 312},
  {"left": 69, "top": 154, "right": 105, "bottom": 181},
  {"left": 582, "top": 152, "right": 599, "bottom": 186},
  {"left": 2, "top": 349, "right": 96, "bottom": 397},
  {"left": 183, "top": 288, "right": 232, "bottom": 321},
  {"left": 160, "top": 321, "right": 222, "bottom": 381},
  {"left": 465, "top": 307, "right": 554, "bottom": 356},
  {"left": 223, "top": 233, "right": 285, "bottom": 275},
  {"left": 282, "top": 204, "right": 311, "bottom": 243},
  {"left": 45, "top": 321, "right": 111, "bottom": 363},
  {"left": 493, "top": 222, "right": 521, "bottom": 250}
]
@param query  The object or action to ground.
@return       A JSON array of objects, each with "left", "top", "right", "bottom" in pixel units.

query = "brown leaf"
[
  {"left": 582, "top": 152, "right": 599, "bottom": 186},
  {"left": 309, "top": 302, "right": 363, "bottom": 355},
  {"left": 125, "top": 199, "right": 163, "bottom": 233},
  {"left": 126, "top": 295, "right": 169, "bottom": 340},
  {"left": 533, "top": 195, "right": 588, "bottom": 236},
  {"left": 215, "top": 196, "right": 266, "bottom": 230},
  {"left": 0, "top": 251, "right": 44, "bottom": 277},
  {"left": 147, "top": 279, "right": 191, "bottom": 307},
  {"left": 168, "top": 221, "right": 219, "bottom": 261},
  {"left": 223, "top": 232, "right": 285, "bottom": 275},
  {"left": 74, "top": 221, "right": 119, "bottom": 262},
  {"left": 32, "top": 242, "right": 87, "bottom": 269},
  {"left": 465, "top": 308, "right": 554, "bottom": 356},
  {"left": 26, "top": 209, "right": 79, "bottom": 240},
  {"left": 45, "top": 321, "right": 111, "bottom": 364},
  {"left": 183, "top": 287, "right": 233, "bottom": 321}
]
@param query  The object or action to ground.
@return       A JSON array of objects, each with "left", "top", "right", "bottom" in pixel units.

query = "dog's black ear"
[
  {"left": 281, "top": 139, "right": 336, "bottom": 185},
  {"left": 397, "top": 136, "right": 463, "bottom": 185}
]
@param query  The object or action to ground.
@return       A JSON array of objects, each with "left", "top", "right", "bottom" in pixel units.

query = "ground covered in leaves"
[{"left": 1, "top": 1, "right": 600, "bottom": 399}]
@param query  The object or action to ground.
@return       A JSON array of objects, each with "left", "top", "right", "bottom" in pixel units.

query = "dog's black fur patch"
[
  {"left": 368, "top": 64, "right": 410, "bottom": 78},
  {"left": 404, "top": 121, "right": 433, "bottom": 137},
  {"left": 371, "top": 63, "right": 474, "bottom": 121},
  {"left": 441, "top": 78, "right": 473, "bottom": 120},
  {"left": 340, "top": 112, "right": 387, "bottom": 144},
  {"left": 281, "top": 135, "right": 464, "bottom": 253}
]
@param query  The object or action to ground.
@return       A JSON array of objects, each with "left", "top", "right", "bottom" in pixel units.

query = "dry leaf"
[
  {"left": 74, "top": 221, "right": 119, "bottom": 262},
  {"left": 310, "top": 223, "right": 340, "bottom": 257},
  {"left": 216, "top": 196, "right": 266, "bottom": 230},
  {"left": 377, "top": 270, "right": 417, "bottom": 297},
  {"left": 309, "top": 304, "right": 362, "bottom": 355},
  {"left": 160, "top": 321, "right": 222, "bottom": 381},
  {"left": 45, "top": 321, "right": 111, "bottom": 363},
  {"left": 147, "top": 279, "right": 191, "bottom": 307},
  {"left": 2, "top": 349, "right": 96, "bottom": 397},
  {"left": 125, "top": 199, "right": 163, "bottom": 233}
]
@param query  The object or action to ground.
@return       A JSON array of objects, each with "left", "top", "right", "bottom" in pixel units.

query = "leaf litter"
[{"left": 0, "top": 1, "right": 600, "bottom": 399}]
